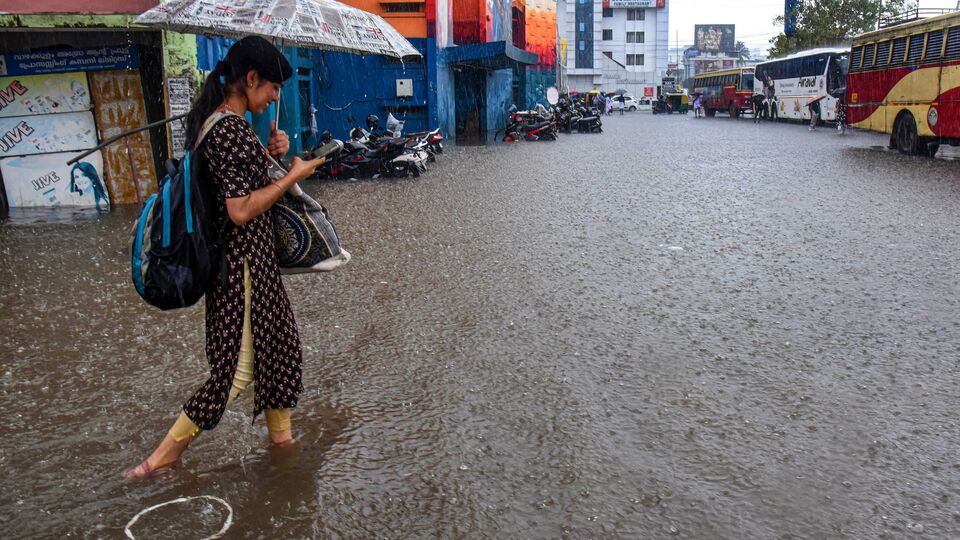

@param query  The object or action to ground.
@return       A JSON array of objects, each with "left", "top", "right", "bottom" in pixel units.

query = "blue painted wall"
[
  {"left": 523, "top": 67, "right": 555, "bottom": 109},
  {"left": 311, "top": 39, "right": 431, "bottom": 140},
  {"left": 433, "top": 46, "right": 456, "bottom": 141},
  {"left": 485, "top": 68, "right": 513, "bottom": 143},
  {"left": 195, "top": 37, "right": 450, "bottom": 154}
]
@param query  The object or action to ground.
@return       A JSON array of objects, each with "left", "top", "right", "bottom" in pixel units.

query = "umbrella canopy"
[
  {"left": 134, "top": 0, "right": 421, "bottom": 58},
  {"left": 806, "top": 93, "right": 828, "bottom": 106},
  {"left": 828, "top": 86, "right": 846, "bottom": 99}
]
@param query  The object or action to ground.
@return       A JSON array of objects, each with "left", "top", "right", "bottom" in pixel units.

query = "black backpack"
[{"left": 130, "top": 113, "right": 229, "bottom": 310}]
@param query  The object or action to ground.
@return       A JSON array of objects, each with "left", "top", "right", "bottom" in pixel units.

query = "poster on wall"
[
  {"left": 0, "top": 111, "right": 98, "bottom": 158},
  {"left": 0, "top": 72, "right": 91, "bottom": 118},
  {"left": 0, "top": 150, "right": 109, "bottom": 209},
  {"left": 166, "top": 77, "right": 194, "bottom": 158}
]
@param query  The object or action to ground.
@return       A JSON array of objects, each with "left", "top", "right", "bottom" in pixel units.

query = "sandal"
[{"left": 123, "top": 459, "right": 174, "bottom": 479}]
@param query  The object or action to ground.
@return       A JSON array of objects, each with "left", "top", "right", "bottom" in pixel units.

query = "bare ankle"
[{"left": 269, "top": 430, "right": 293, "bottom": 446}]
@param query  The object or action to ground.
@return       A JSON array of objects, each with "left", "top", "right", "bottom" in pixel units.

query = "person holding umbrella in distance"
[{"left": 124, "top": 36, "right": 327, "bottom": 479}]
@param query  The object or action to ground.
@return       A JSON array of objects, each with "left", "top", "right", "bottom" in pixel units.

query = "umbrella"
[
  {"left": 806, "top": 94, "right": 828, "bottom": 106},
  {"left": 828, "top": 86, "right": 846, "bottom": 99},
  {"left": 67, "top": 0, "right": 423, "bottom": 165},
  {"left": 134, "top": 0, "right": 421, "bottom": 58},
  {"left": 609, "top": 88, "right": 628, "bottom": 96}
]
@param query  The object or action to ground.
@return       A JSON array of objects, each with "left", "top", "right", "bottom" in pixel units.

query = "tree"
[
  {"left": 735, "top": 40, "right": 751, "bottom": 66},
  {"left": 767, "top": 0, "right": 916, "bottom": 58}
]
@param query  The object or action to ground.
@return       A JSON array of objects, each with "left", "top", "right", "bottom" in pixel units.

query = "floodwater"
[{"left": 2, "top": 114, "right": 960, "bottom": 539}]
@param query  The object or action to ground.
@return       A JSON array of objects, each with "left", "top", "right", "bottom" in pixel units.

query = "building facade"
[
  {"left": 0, "top": 3, "right": 174, "bottom": 212},
  {"left": 557, "top": 0, "right": 668, "bottom": 98}
]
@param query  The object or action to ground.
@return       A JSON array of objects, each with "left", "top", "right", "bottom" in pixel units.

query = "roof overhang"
[{"left": 444, "top": 41, "right": 538, "bottom": 69}]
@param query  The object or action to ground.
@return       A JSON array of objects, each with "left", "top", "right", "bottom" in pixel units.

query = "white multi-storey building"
[{"left": 557, "top": 0, "right": 669, "bottom": 98}]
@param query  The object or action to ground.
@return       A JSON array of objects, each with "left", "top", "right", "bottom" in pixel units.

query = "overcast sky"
[{"left": 668, "top": 0, "right": 959, "bottom": 57}]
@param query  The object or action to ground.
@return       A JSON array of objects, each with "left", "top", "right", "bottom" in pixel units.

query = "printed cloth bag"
[{"left": 262, "top": 147, "right": 351, "bottom": 274}]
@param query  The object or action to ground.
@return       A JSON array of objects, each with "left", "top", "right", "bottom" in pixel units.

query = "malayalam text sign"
[{"left": 0, "top": 46, "right": 140, "bottom": 77}]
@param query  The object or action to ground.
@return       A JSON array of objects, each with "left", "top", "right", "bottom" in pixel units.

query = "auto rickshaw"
[{"left": 652, "top": 92, "right": 689, "bottom": 114}]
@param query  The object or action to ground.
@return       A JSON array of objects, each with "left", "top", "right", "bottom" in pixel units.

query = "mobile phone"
[{"left": 307, "top": 139, "right": 343, "bottom": 160}]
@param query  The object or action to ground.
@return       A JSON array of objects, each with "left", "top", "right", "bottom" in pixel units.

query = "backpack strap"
[{"left": 193, "top": 109, "right": 238, "bottom": 150}]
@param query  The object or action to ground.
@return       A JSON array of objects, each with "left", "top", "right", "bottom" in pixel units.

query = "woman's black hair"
[{"left": 184, "top": 36, "right": 293, "bottom": 148}]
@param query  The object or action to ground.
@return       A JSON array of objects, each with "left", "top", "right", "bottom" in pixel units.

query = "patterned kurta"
[{"left": 183, "top": 114, "right": 303, "bottom": 430}]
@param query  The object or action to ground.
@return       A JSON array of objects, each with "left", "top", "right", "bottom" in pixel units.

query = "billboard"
[{"left": 694, "top": 24, "right": 735, "bottom": 54}]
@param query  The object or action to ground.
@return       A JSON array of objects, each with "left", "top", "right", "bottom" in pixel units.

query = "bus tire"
[
  {"left": 894, "top": 112, "right": 921, "bottom": 156},
  {"left": 729, "top": 104, "right": 739, "bottom": 118},
  {"left": 705, "top": 107, "right": 716, "bottom": 117}
]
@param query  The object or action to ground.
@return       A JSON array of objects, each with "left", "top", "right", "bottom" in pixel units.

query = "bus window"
[
  {"left": 741, "top": 72, "right": 754, "bottom": 91},
  {"left": 947, "top": 27, "right": 960, "bottom": 58},
  {"left": 907, "top": 34, "right": 924, "bottom": 62},
  {"left": 755, "top": 65, "right": 767, "bottom": 83},
  {"left": 925, "top": 29, "right": 944, "bottom": 60},
  {"left": 827, "top": 59, "right": 844, "bottom": 92},
  {"left": 891, "top": 36, "right": 908, "bottom": 64},
  {"left": 851, "top": 46, "right": 863, "bottom": 70},
  {"left": 876, "top": 41, "right": 890, "bottom": 66},
  {"left": 863, "top": 43, "right": 876, "bottom": 67},
  {"left": 836, "top": 53, "right": 849, "bottom": 75}
]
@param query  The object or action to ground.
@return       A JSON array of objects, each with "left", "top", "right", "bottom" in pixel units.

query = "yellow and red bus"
[
  {"left": 846, "top": 12, "right": 960, "bottom": 156},
  {"left": 693, "top": 67, "right": 754, "bottom": 118}
]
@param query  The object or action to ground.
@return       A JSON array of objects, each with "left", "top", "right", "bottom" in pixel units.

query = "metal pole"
[{"left": 67, "top": 113, "right": 187, "bottom": 166}]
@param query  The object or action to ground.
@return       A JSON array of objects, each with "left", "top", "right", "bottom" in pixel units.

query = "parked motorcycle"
[{"left": 502, "top": 104, "right": 559, "bottom": 142}]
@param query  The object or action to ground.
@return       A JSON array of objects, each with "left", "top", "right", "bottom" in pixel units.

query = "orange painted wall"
[
  {"left": 524, "top": 0, "right": 556, "bottom": 67},
  {"left": 339, "top": 0, "right": 428, "bottom": 38}
]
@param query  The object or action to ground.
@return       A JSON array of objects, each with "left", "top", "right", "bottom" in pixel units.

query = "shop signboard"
[
  {"left": 605, "top": 0, "right": 665, "bottom": 7},
  {"left": 0, "top": 46, "right": 139, "bottom": 77},
  {"left": 0, "top": 111, "right": 98, "bottom": 158},
  {"left": 0, "top": 72, "right": 91, "bottom": 118},
  {"left": 0, "top": 150, "right": 108, "bottom": 209}
]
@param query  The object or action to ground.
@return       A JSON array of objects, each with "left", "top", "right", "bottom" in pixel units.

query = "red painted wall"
[{"left": 0, "top": 0, "right": 158, "bottom": 14}]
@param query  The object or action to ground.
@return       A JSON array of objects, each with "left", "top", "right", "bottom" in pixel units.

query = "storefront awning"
[{"left": 444, "top": 41, "right": 538, "bottom": 70}]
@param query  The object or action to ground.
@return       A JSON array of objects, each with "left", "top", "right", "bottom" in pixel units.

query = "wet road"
[{"left": 1, "top": 113, "right": 959, "bottom": 539}]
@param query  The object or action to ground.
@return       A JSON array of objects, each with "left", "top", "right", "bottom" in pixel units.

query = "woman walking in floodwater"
[{"left": 125, "top": 36, "right": 325, "bottom": 478}]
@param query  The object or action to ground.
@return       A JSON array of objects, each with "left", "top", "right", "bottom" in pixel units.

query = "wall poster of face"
[{"left": 0, "top": 150, "right": 109, "bottom": 209}]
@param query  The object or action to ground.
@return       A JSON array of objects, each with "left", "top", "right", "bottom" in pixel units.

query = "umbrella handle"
[{"left": 67, "top": 113, "right": 187, "bottom": 166}]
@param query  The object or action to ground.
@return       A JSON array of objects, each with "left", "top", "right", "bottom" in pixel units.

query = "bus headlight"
[{"left": 928, "top": 107, "right": 939, "bottom": 127}]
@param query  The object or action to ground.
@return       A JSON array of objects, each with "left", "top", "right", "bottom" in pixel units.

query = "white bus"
[{"left": 753, "top": 48, "right": 849, "bottom": 122}]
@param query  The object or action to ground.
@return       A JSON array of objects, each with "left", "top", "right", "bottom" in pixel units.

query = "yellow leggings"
[{"left": 170, "top": 263, "right": 290, "bottom": 442}]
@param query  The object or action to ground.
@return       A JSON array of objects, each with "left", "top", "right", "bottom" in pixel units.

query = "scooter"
[
  {"left": 348, "top": 122, "right": 429, "bottom": 178},
  {"left": 502, "top": 104, "right": 559, "bottom": 142}
]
